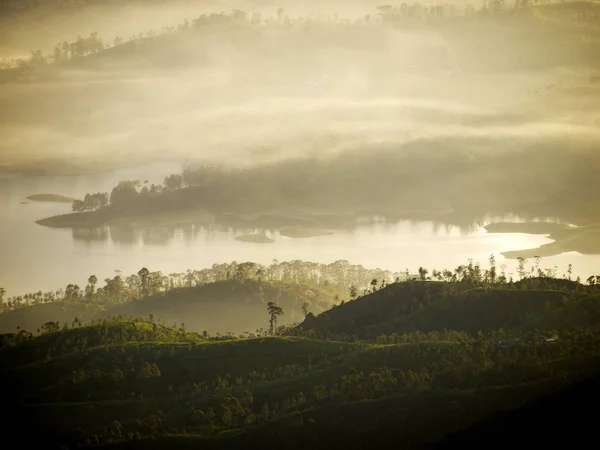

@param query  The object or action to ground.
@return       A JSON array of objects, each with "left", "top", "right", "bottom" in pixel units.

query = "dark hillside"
[
  {"left": 302, "top": 281, "right": 600, "bottom": 338},
  {"left": 434, "top": 373, "right": 600, "bottom": 449}
]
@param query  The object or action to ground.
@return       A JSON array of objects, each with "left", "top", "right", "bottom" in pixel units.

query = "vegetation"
[
  {"left": 3, "top": 258, "right": 600, "bottom": 449},
  {"left": 0, "top": 260, "right": 401, "bottom": 334},
  {"left": 72, "top": 192, "right": 109, "bottom": 212}
]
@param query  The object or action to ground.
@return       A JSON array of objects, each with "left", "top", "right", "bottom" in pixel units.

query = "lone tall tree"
[
  {"left": 301, "top": 301, "right": 310, "bottom": 318},
  {"left": 267, "top": 302, "right": 284, "bottom": 335}
]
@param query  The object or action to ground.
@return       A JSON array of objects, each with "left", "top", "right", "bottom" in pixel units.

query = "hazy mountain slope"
[
  {"left": 0, "top": 279, "right": 333, "bottom": 335},
  {"left": 108, "top": 279, "right": 333, "bottom": 333},
  {"left": 0, "top": 301, "right": 104, "bottom": 334}
]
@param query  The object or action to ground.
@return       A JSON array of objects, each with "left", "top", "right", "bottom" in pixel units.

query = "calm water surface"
[{"left": 1, "top": 163, "right": 599, "bottom": 297}]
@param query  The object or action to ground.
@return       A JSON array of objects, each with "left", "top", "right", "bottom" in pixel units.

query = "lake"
[{"left": 1, "top": 163, "right": 600, "bottom": 297}]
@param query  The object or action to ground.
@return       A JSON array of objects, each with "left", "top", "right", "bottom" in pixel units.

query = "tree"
[
  {"left": 301, "top": 301, "right": 310, "bottom": 317},
  {"left": 488, "top": 254, "right": 497, "bottom": 284},
  {"left": 370, "top": 279, "right": 378, "bottom": 293},
  {"left": 517, "top": 257, "right": 528, "bottom": 280},
  {"left": 349, "top": 285, "right": 358, "bottom": 300},
  {"left": 313, "top": 384, "right": 328, "bottom": 400},
  {"left": 164, "top": 174, "right": 183, "bottom": 190},
  {"left": 267, "top": 302, "right": 284, "bottom": 335},
  {"left": 41, "top": 321, "right": 60, "bottom": 334},
  {"left": 534, "top": 256, "right": 542, "bottom": 274},
  {"left": 104, "top": 420, "right": 123, "bottom": 443},
  {"left": 139, "top": 362, "right": 161, "bottom": 378},
  {"left": 259, "top": 403, "right": 270, "bottom": 422},
  {"left": 110, "top": 180, "right": 140, "bottom": 207},
  {"left": 418, "top": 267, "right": 428, "bottom": 281},
  {"left": 72, "top": 199, "right": 85, "bottom": 212},
  {"left": 138, "top": 267, "right": 150, "bottom": 297},
  {"left": 241, "top": 389, "right": 254, "bottom": 407},
  {"left": 85, "top": 275, "right": 97, "bottom": 300}
]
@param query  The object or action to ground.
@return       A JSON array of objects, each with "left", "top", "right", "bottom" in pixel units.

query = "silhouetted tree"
[
  {"left": 267, "top": 302, "right": 284, "bottom": 335},
  {"left": 301, "top": 302, "right": 310, "bottom": 317}
]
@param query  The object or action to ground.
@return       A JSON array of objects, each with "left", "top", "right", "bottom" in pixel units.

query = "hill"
[
  {"left": 4, "top": 314, "right": 600, "bottom": 450},
  {"left": 0, "top": 279, "right": 335, "bottom": 335},
  {"left": 109, "top": 279, "right": 333, "bottom": 334},
  {"left": 301, "top": 279, "right": 600, "bottom": 338},
  {"left": 0, "top": 300, "right": 105, "bottom": 334}
]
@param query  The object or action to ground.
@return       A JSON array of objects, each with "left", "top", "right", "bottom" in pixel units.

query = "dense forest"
[{"left": 3, "top": 260, "right": 600, "bottom": 449}]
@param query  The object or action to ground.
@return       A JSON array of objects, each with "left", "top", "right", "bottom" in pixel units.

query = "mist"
[{"left": 1, "top": 1, "right": 599, "bottom": 174}]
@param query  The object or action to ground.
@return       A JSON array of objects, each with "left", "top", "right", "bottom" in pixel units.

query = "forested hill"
[
  {"left": 0, "top": 279, "right": 333, "bottom": 335},
  {"left": 4, "top": 311, "right": 600, "bottom": 448},
  {"left": 301, "top": 275, "right": 600, "bottom": 339},
  {"left": 3, "top": 266, "right": 600, "bottom": 449},
  {"left": 0, "top": 260, "right": 396, "bottom": 335}
]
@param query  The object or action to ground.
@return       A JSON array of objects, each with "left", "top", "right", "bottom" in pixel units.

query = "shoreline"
[
  {"left": 34, "top": 204, "right": 458, "bottom": 231},
  {"left": 484, "top": 222, "right": 600, "bottom": 259},
  {"left": 34, "top": 203, "right": 600, "bottom": 260}
]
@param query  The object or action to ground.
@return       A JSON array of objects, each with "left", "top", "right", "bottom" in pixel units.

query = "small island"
[
  {"left": 234, "top": 234, "right": 275, "bottom": 243},
  {"left": 280, "top": 228, "right": 334, "bottom": 238},
  {"left": 26, "top": 194, "right": 76, "bottom": 203}
]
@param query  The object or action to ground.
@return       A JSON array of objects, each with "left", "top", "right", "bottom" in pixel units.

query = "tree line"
[
  {"left": 0, "top": 259, "right": 399, "bottom": 313},
  {"left": 1, "top": 255, "right": 597, "bottom": 315},
  {"left": 2, "top": 0, "right": 592, "bottom": 71}
]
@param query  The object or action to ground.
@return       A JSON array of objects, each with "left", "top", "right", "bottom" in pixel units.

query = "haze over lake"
[{"left": 2, "top": 164, "right": 599, "bottom": 297}]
